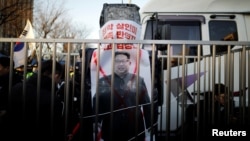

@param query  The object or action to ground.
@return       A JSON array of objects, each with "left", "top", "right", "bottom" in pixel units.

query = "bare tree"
[
  {"left": 33, "top": 0, "right": 91, "bottom": 61},
  {"left": 33, "top": 0, "right": 91, "bottom": 39}
]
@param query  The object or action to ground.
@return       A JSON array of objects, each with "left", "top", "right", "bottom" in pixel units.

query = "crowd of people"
[
  {"left": 0, "top": 58, "right": 65, "bottom": 140},
  {"left": 0, "top": 51, "right": 246, "bottom": 140},
  {"left": 0, "top": 50, "right": 158, "bottom": 141}
]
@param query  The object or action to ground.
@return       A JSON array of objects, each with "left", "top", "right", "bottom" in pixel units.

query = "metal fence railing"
[{"left": 0, "top": 38, "right": 249, "bottom": 141}]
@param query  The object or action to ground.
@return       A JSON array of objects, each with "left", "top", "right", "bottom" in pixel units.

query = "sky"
[{"left": 64, "top": 0, "right": 149, "bottom": 39}]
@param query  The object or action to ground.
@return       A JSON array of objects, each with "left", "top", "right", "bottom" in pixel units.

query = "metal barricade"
[{"left": 0, "top": 38, "right": 249, "bottom": 140}]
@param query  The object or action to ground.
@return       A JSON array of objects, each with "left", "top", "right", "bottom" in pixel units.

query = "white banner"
[{"left": 90, "top": 20, "right": 153, "bottom": 141}]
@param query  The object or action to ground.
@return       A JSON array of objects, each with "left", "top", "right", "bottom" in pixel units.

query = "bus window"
[
  {"left": 144, "top": 21, "right": 201, "bottom": 52},
  {"left": 209, "top": 20, "right": 238, "bottom": 54},
  {"left": 143, "top": 19, "right": 202, "bottom": 66}
]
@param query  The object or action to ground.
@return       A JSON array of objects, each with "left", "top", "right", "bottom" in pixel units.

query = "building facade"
[{"left": 0, "top": 0, "right": 33, "bottom": 55}]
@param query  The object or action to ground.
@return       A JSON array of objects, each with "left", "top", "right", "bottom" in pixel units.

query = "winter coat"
[{"left": 6, "top": 73, "right": 64, "bottom": 141}]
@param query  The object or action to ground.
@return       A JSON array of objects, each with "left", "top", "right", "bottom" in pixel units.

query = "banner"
[
  {"left": 13, "top": 19, "right": 35, "bottom": 68},
  {"left": 90, "top": 20, "right": 153, "bottom": 141},
  {"left": 91, "top": 20, "right": 151, "bottom": 100}
]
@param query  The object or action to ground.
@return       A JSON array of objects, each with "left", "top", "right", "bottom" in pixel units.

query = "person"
[
  {"left": 6, "top": 60, "right": 65, "bottom": 141},
  {"left": 56, "top": 62, "right": 94, "bottom": 141},
  {"left": 185, "top": 83, "right": 237, "bottom": 140},
  {"left": 93, "top": 51, "right": 152, "bottom": 141},
  {"left": 212, "top": 84, "right": 238, "bottom": 128},
  {"left": 0, "top": 56, "right": 22, "bottom": 134}
]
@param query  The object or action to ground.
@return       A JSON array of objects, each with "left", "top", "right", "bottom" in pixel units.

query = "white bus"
[{"left": 140, "top": 0, "right": 250, "bottom": 138}]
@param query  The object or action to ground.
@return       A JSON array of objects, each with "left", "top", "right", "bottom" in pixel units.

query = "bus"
[{"left": 140, "top": 0, "right": 250, "bottom": 139}]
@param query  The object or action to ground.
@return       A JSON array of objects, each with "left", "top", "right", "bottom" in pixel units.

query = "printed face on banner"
[
  {"left": 91, "top": 20, "right": 151, "bottom": 99},
  {"left": 90, "top": 49, "right": 152, "bottom": 98}
]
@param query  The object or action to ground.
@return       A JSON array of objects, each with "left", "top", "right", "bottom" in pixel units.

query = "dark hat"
[
  {"left": 0, "top": 56, "right": 11, "bottom": 67},
  {"left": 41, "top": 60, "right": 63, "bottom": 75},
  {"left": 214, "top": 83, "right": 226, "bottom": 95}
]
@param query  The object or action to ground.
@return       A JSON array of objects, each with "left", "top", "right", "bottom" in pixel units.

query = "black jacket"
[
  {"left": 0, "top": 72, "right": 22, "bottom": 137},
  {"left": 6, "top": 73, "right": 64, "bottom": 141},
  {"left": 0, "top": 72, "right": 22, "bottom": 111}
]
